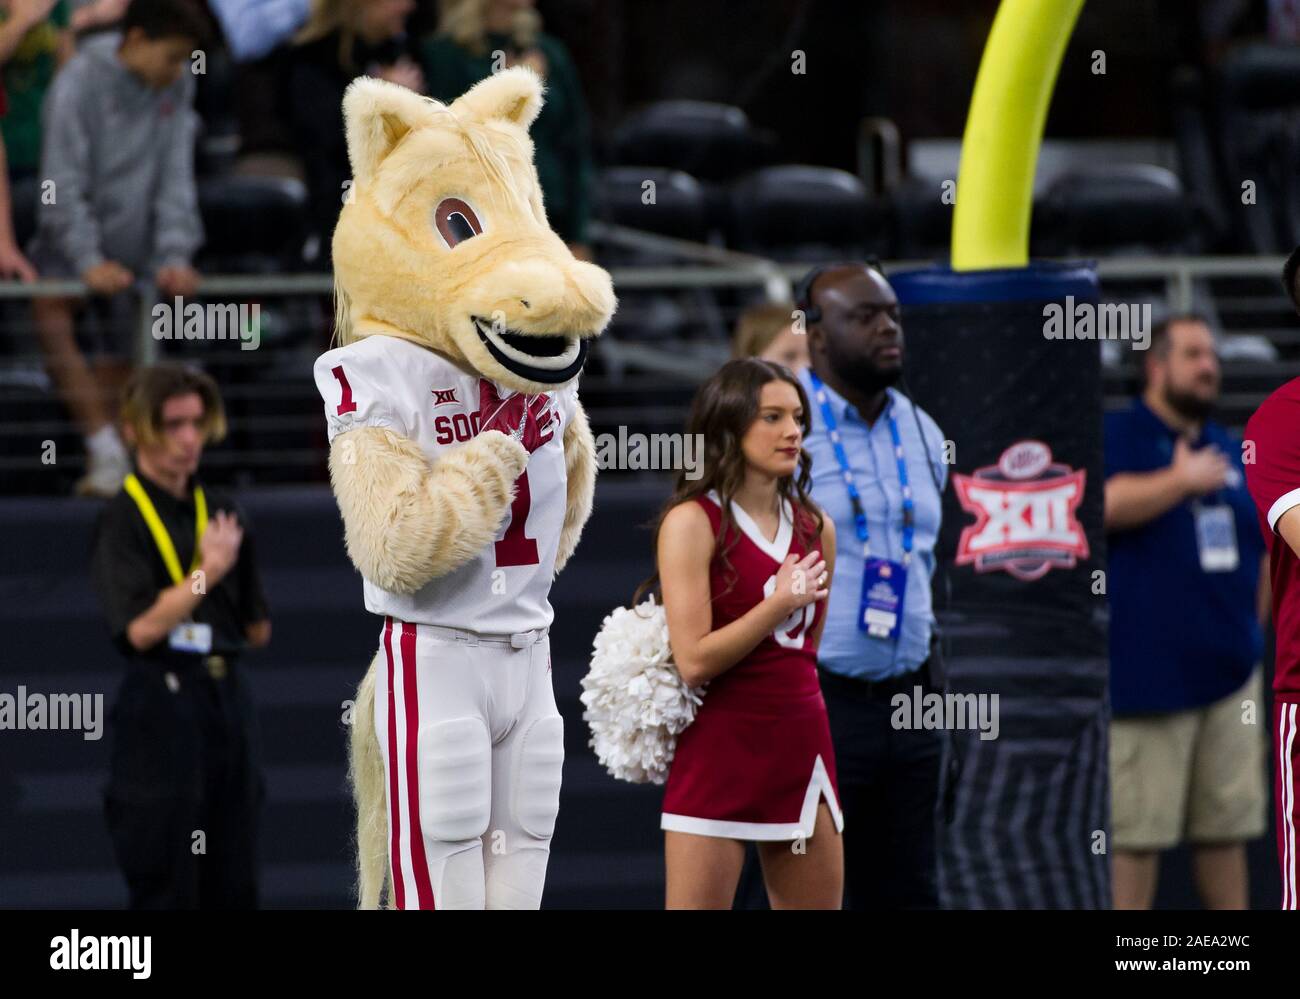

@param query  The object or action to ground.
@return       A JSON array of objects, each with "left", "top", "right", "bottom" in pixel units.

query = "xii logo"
[
  {"left": 431, "top": 387, "right": 460, "bottom": 406},
  {"left": 953, "top": 440, "right": 1089, "bottom": 581}
]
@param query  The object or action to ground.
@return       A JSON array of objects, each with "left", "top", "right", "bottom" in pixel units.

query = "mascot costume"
[{"left": 312, "top": 68, "right": 615, "bottom": 910}]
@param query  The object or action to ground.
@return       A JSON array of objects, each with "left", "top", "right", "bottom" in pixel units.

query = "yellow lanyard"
[{"left": 123, "top": 473, "right": 208, "bottom": 585}]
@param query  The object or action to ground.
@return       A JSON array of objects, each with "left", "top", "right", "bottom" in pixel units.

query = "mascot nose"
[
  {"left": 567, "top": 259, "right": 617, "bottom": 328},
  {"left": 481, "top": 256, "right": 615, "bottom": 331}
]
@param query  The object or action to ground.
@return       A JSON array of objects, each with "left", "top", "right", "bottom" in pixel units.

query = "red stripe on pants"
[
  {"left": 383, "top": 617, "right": 405, "bottom": 910},
  {"left": 402, "top": 622, "right": 436, "bottom": 909}
]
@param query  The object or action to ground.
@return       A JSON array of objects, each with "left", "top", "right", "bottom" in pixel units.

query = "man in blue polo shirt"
[
  {"left": 796, "top": 261, "right": 948, "bottom": 909},
  {"left": 1106, "top": 314, "right": 1267, "bottom": 910}
]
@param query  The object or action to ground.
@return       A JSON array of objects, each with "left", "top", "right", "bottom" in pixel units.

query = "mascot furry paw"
[{"left": 313, "top": 67, "right": 615, "bottom": 910}]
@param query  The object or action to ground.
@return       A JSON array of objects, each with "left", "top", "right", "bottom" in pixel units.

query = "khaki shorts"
[{"left": 1110, "top": 668, "right": 1267, "bottom": 851}]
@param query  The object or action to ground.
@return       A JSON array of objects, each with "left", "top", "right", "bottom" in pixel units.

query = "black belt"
[
  {"left": 131, "top": 651, "right": 238, "bottom": 681},
  {"left": 817, "top": 661, "right": 931, "bottom": 701}
]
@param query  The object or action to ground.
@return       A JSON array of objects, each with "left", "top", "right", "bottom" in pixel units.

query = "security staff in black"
[{"left": 90, "top": 363, "right": 270, "bottom": 909}]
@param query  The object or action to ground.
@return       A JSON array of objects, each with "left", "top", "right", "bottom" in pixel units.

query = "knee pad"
[
  {"left": 513, "top": 715, "right": 564, "bottom": 840},
  {"left": 417, "top": 717, "right": 491, "bottom": 843}
]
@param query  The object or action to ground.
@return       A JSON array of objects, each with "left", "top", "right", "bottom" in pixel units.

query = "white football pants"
[{"left": 374, "top": 617, "right": 564, "bottom": 909}]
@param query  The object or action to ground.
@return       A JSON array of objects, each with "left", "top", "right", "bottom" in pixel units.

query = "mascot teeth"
[{"left": 473, "top": 316, "right": 589, "bottom": 384}]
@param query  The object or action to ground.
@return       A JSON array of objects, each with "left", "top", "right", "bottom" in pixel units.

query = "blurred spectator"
[
  {"left": 209, "top": 0, "right": 308, "bottom": 61},
  {"left": 422, "top": 0, "right": 594, "bottom": 258},
  {"left": 1105, "top": 315, "right": 1268, "bottom": 910},
  {"left": 288, "top": 0, "right": 420, "bottom": 266},
  {"left": 0, "top": 0, "right": 73, "bottom": 249},
  {"left": 1199, "top": 0, "right": 1300, "bottom": 61},
  {"left": 0, "top": 66, "right": 36, "bottom": 278},
  {"left": 0, "top": 134, "right": 35, "bottom": 279},
  {"left": 0, "top": 1, "right": 72, "bottom": 178},
  {"left": 92, "top": 362, "right": 270, "bottom": 909},
  {"left": 27, "top": 0, "right": 209, "bottom": 497},
  {"left": 1271, "top": 0, "right": 1300, "bottom": 40},
  {"left": 732, "top": 301, "right": 807, "bottom": 372},
  {"left": 230, "top": 30, "right": 299, "bottom": 180}
]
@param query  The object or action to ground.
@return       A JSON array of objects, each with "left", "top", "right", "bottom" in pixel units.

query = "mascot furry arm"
[
  {"left": 328, "top": 398, "right": 594, "bottom": 590},
  {"left": 315, "top": 68, "right": 614, "bottom": 908}
]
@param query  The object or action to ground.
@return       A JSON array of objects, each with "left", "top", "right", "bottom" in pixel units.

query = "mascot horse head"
[{"left": 333, "top": 67, "right": 615, "bottom": 394}]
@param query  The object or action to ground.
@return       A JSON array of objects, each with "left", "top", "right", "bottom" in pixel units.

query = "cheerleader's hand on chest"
[{"left": 763, "top": 550, "right": 829, "bottom": 642}]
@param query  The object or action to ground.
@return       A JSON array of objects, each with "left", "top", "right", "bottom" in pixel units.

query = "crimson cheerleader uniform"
[{"left": 661, "top": 491, "right": 845, "bottom": 840}]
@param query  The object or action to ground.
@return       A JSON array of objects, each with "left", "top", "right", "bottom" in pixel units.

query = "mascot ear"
[
  {"left": 448, "top": 65, "right": 545, "bottom": 131},
  {"left": 343, "top": 76, "right": 445, "bottom": 185}
]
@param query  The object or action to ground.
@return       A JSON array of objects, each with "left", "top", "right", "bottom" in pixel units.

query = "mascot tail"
[{"left": 350, "top": 656, "right": 388, "bottom": 909}]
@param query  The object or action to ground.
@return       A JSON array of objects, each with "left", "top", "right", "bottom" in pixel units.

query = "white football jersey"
[{"left": 313, "top": 334, "right": 577, "bottom": 635}]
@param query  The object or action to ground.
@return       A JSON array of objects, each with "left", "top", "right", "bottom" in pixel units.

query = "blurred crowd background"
[{"left": 1, "top": 0, "right": 1299, "bottom": 493}]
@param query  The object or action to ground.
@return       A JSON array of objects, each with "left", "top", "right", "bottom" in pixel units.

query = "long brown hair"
[
  {"left": 633, "top": 358, "right": 822, "bottom": 605},
  {"left": 120, "top": 362, "right": 227, "bottom": 450}
]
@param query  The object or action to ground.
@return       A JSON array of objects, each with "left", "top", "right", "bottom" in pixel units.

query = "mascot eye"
[{"left": 433, "top": 197, "right": 484, "bottom": 249}]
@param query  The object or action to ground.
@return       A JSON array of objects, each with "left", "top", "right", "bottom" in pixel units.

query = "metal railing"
[
  {"left": 0, "top": 230, "right": 1293, "bottom": 488},
  {"left": 0, "top": 238, "right": 1286, "bottom": 368}
]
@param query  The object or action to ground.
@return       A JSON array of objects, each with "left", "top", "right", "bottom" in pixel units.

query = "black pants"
[
  {"left": 819, "top": 663, "right": 944, "bottom": 909},
  {"left": 103, "top": 659, "right": 263, "bottom": 909}
]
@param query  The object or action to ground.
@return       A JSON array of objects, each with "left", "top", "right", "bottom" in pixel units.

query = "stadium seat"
[
  {"left": 726, "top": 165, "right": 891, "bottom": 263},
  {"left": 594, "top": 166, "right": 710, "bottom": 250},
  {"left": 610, "top": 100, "right": 774, "bottom": 182},
  {"left": 1033, "top": 165, "right": 1195, "bottom": 256},
  {"left": 196, "top": 174, "right": 309, "bottom": 273},
  {"left": 889, "top": 174, "right": 954, "bottom": 261}
]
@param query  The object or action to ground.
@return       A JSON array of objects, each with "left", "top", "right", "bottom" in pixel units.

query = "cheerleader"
[{"left": 639, "top": 358, "right": 843, "bottom": 909}]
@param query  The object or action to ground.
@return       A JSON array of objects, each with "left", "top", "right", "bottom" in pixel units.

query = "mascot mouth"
[{"left": 473, "top": 316, "right": 589, "bottom": 384}]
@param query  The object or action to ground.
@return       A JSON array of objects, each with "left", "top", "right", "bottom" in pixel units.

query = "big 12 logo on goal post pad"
[{"left": 952, "top": 439, "right": 1089, "bottom": 582}]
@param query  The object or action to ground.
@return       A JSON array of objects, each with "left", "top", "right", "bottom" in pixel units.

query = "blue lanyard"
[{"left": 807, "top": 369, "right": 914, "bottom": 563}]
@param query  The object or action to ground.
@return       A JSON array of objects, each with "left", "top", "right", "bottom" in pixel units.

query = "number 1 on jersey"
[
  {"left": 496, "top": 469, "right": 540, "bottom": 567},
  {"left": 331, "top": 365, "right": 358, "bottom": 415}
]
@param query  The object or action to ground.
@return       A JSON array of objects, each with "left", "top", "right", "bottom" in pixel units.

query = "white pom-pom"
[{"left": 580, "top": 598, "right": 704, "bottom": 784}]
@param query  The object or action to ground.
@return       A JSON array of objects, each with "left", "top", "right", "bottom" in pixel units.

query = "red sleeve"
[
  {"left": 0, "top": 76, "right": 8, "bottom": 119},
  {"left": 1245, "top": 381, "right": 1300, "bottom": 533}
]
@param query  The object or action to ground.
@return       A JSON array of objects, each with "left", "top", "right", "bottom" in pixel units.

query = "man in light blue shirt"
[
  {"left": 800, "top": 373, "right": 946, "bottom": 679},
  {"left": 795, "top": 261, "right": 947, "bottom": 909},
  {"left": 209, "top": 0, "right": 309, "bottom": 62}
]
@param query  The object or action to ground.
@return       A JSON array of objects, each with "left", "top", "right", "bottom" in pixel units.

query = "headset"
[
  {"left": 793, "top": 259, "right": 881, "bottom": 326},
  {"left": 795, "top": 259, "right": 944, "bottom": 499}
]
